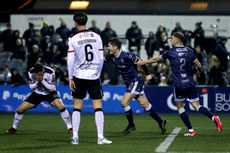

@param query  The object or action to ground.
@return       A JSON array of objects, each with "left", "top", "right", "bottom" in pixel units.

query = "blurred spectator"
[
  {"left": 194, "top": 45, "right": 207, "bottom": 85},
  {"left": 102, "top": 73, "right": 111, "bottom": 85},
  {"left": 0, "top": 68, "right": 12, "bottom": 85},
  {"left": 23, "top": 22, "right": 35, "bottom": 51},
  {"left": 171, "top": 22, "right": 184, "bottom": 36},
  {"left": 40, "top": 21, "right": 49, "bottom": 37},
  {"left": 191, "top": 22, "right": 205, "bottom": 51},
  {"left": 125, "top": 21, "right": 143, "bottom": 56},
  {"left": 211, "top": 32, "right": 228, "bottom": 71},
  {"left": 157, "top": 32, "right": 170, "bottom": 54},
  {"left": 70, "top": 27, "right": 78, "bottom": 35},
  {"left": 56, "top": 19, "right": 70, "bottom": 42},
  {"left": 208, "top": 57, "right": 225, "bottom": 86},
  {"left": 41, "top": 35, "right": 53, "bottom": 65},
  {"left": 0, "top": 23, "right": 14, "bottom": 52},
  {"left": 47, "top": 25, "right": 58, "bottom": 43},
  {"left": 156, "top": 24, "right": 168, "bottom": 47},
  {"left": 145, "top": 31, "right": 157, "bottom": 59},
  {"left": 12, "top": 30, "right": 21, "bottom": 47},
  {"left": 32, "top": 30, "right": 43, "bottom": 50},
  {"left": 101, "top": 22, "right": 117, "bottom": 49},
  {"left": 11, "top": 38, "right": 27, "bottom": 62},
  {"left": 10, "top": 69, "right": 26, "bottom": 87},
  {"left": 147, "top": 65, "right": 159, "bottom": 85},
  {"left": 102, "top": 59, "right": 120, "bottom": 85},
  {"left": 89, "top": 20, "right": 101, "bottom": 35},
  {"left": 184, "top": 30, "right": 192, "bottom": 44},
  {"left": 51, "top": 64, "right": 64, "bottom": 85},
  {"left": 59, "top": 69, "right": 69, "bottom": 85},
  {"left": 51, "top": 34, "right": 66, "bottom": 64},
  {"left": 158, "top": 76, "right": 168, "bottom": 86},
  {"left": 27, "top": 44, "right": 42, "bottom": 70},
  {"left": 166, "top": 67, "right": 173, "bottom": 85}
]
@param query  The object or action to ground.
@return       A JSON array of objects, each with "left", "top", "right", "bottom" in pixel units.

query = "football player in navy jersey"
[
  {"left": 106, "top": 38, "right": 166, "bottom": 135},
  {"left": 137, "top": 32, "right": 223, "bottom": 136}
]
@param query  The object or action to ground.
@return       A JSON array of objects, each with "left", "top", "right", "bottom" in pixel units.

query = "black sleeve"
[{"left": 141, "top": 64, "right": 150, "bottom": 75}]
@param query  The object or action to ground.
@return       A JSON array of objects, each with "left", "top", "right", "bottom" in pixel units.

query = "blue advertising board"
[{"left": 0, "top": 85, "right": 229, "bottom": 113}]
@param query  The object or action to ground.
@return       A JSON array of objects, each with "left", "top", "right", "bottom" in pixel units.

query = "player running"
[
  {"left": 137, "top": 32, "right": 223, "bottom": 136},
  {"left": 105, "top": 38, "right": 166, "bottom": 135},
  {"left": 68, "top": 11, "right": 112, "bottom": 145},
  {"left": 6, "top": 62, "right": 72, "bottom": 134}
]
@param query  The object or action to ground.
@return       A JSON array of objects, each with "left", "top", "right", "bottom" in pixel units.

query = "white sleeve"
[
  {"left": 28, "top": 71, "right": 38, "bottom": 90},
  {"left": 41, "top": 73, "right": 55, "bottom": 91},
  {"left": 98, "top": 37, "right": 104, "bottom": 74},
  {"left": 67, "top": 37, "right": 75, "bottom": 80}
]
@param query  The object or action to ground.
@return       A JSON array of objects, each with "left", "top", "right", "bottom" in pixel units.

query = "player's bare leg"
[
  {"left": 121, "top": 92, "right": 136, "bottom": 134},
  {"left": 51, "top": 98, "right": 72, "bottom": 133},
  {"left": 92, "top": 99, "right": 112, "bottom": 144},
  {"left": 6, "top": 101, "right": 35, "bottom": 133},
  {"left": 71, "top": 98, "right": 83, "bottom": 144},
  {"left": 137, "top": 94, "right": 166, "bottom": 134},
  {"left": 190, "top": 101, "right": 223, "bottom": 132}
]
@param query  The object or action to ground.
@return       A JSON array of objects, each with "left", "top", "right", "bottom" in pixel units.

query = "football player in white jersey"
[
  {"left": 67, "top": 11, "right": 112, "bottom": 145},
  {"left": 6, "top": 62, "right": 72, "bottom": 134}
]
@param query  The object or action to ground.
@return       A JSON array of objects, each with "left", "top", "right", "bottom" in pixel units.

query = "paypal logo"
[
  {"left": 103, "top": 92, "right": 110, "bottom": 101},
  {"left": 3, "top": 91, "right": 10, "bottom": 100}
]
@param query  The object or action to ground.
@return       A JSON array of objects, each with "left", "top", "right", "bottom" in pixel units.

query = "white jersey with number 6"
[{"left": 67, "top": 30, "right": 104, "bottom": 80}]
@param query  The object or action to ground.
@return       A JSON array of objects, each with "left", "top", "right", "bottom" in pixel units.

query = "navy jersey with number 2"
[{"left": 161, "top": 46, "right": 196, "bottom": 88}]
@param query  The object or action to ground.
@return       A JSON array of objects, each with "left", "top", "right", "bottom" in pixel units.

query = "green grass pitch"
[{"left": 0, "top": 113, "right": 229, "bottom": 153}]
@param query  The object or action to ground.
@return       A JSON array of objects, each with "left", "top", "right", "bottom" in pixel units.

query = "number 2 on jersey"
[
  {"left": 180, "top": 58, "right": 186, "bottom": 71},
  {"left": 85, "top": 44, "right": 94, "bottom": 62}
]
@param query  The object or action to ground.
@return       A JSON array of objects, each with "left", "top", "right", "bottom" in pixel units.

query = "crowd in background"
[{"left": 0, "top": 19, "right": 229, "bottom": 87}]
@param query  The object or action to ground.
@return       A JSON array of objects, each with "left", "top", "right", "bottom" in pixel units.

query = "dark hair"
[
  {"left": 34, "top": 62, "right": 44, "bottom": 73},
  {"left": 196, "top": 22, "right": 202, "bottom": 27},
  {"left": 172, "top": 32, "right": 185, "bottom": 43},
  {"left": 73, "top": 11, "right": 88, "bottom": 26},
  {"left": 108, "top": 38, "right": 121, "bottom": 49}
]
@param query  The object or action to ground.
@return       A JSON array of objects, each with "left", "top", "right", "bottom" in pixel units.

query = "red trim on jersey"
[
  {"left": 68, "top": 50, "right": 75, "bottom": 53},
  {"left": 99, "top": 49, "right": 103, "bottom": 51},
  {"left": 48, "top": 83, "right": 56, "bottom": 85},
  {"left": 29, "top": 82, "right": 35, "bottom": 84}
]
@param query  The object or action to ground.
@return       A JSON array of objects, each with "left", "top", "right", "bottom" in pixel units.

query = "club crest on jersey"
[{"left": 121, "top": 58, "right": 124, "bottom": 63}]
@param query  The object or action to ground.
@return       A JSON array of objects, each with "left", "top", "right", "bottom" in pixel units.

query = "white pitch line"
[{"left": 155, "top": 127, "right": 182, "bottom": 153}]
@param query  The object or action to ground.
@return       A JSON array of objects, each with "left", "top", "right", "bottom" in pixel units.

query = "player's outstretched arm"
[{"left": 136, "top": 56, "right": 162, "bottom": 66}]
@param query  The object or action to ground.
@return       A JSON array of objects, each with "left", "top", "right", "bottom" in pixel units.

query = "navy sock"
[
  {"left": 179, "top": 111, "right": 192, "bottom": 130},
  {"left": 198, "top": 106, "right": 213, "bottom": 119},
  {"left": 147, "top": 106, "right": 162, "bottom": 124},
  {"left": 125, "top": 109, "right": 134, "bottom": 127}
]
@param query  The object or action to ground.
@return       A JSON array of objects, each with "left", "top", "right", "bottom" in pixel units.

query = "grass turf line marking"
[{"left": 155, "top": 127, "right": 182, "bottom": 153}]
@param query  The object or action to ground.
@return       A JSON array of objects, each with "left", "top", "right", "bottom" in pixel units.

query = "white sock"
[
  {"left": 95, "top": 111, "right": 104, "bottom": 139},
  {"left": 124, "top": 105, "right": 131, "bottom": 112},
  {"left": 12, "top": 112, "right": 23, "bottom": 129},
  {"left": 60, "top": 109, "right": 72, "bottom": 129},
  {"left": 72, "top": 111, "right": 81, "bottom": 139},
  {"left": 145, "top": 103, "right": 152, "bottom": 111}
]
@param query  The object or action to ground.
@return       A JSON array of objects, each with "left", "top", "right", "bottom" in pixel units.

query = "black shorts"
[
  {"left": 72, "top": 77, "right": 103, "bottom": 99},
  {"left": 25, "top": 91, "right": 60, "bottom": 107}
]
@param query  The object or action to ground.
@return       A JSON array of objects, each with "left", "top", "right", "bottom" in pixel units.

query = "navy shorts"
[
  {"left": 25, "top": 91, "right": 60, "bottom": 107},
  {"left": 72, "top": 77, "right": 103, "bottom": 99},
  {"left": 125, "top": 79, "right": 145, "bottom": 96},
  {"left": 173, "top": 86, "right": 199, "bottom": 102}
]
